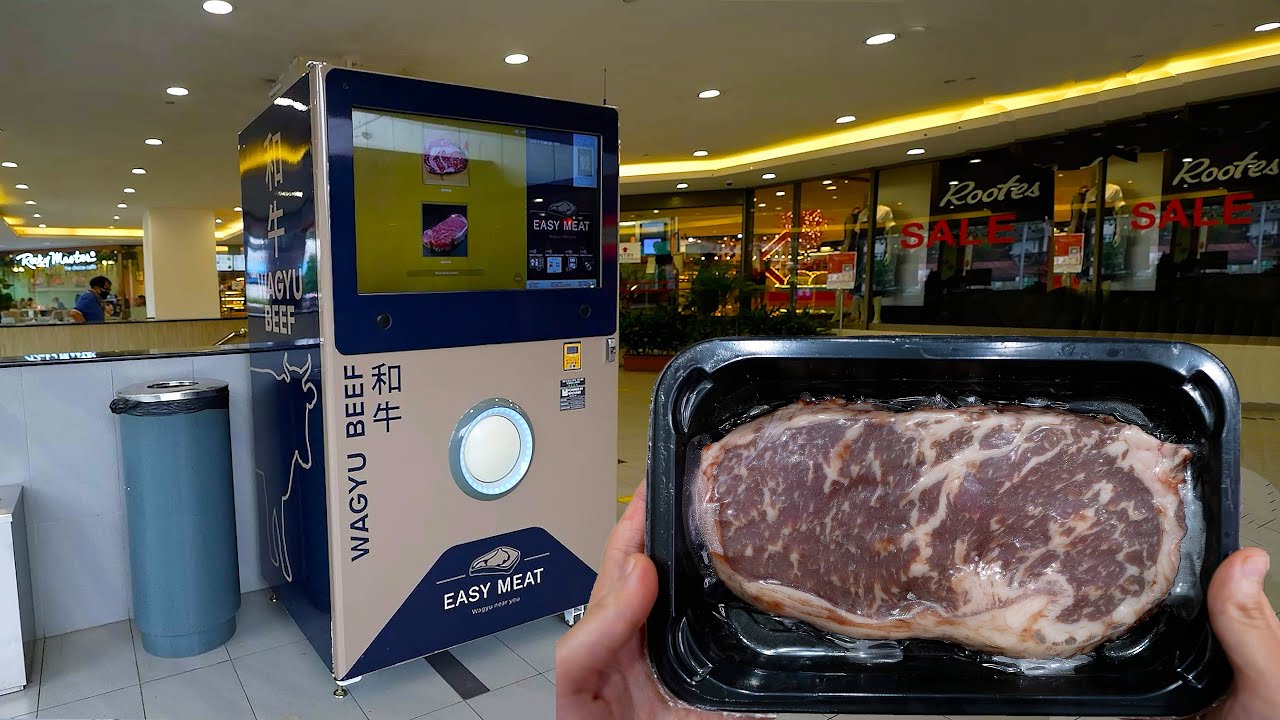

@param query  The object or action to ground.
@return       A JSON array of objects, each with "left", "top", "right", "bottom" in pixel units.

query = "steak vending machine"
[{"left": 240, "top": 65, "right": 619, "bottom": 689}]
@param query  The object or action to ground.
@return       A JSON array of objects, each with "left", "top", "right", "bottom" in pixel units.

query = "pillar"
[{"left": 142, "top": 209, "right": 221, "bottom": 320}]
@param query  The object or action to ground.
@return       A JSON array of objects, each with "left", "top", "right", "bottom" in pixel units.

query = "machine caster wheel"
[
  {"left": 333, "top": 686, "right": 348, "bottom": 699},
  {"left": 269, "top": 590, "right": 279, "bottom": 603},
  {"left": 563, "top": 605, "right": 586, "bottom": 627}
]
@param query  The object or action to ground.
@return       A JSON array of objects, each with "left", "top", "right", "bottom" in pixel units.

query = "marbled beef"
[{"left": 694, "top": 400, "right": 1189, "bottom": 659}]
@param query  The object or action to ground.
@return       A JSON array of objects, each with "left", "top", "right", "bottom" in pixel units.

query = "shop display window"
[{"left": 619, "top": 205, "right": 742, "bottom": 310}]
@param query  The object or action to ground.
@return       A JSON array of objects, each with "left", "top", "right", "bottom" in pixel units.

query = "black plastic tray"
[{"left": 645, "top": 336, "right": 1239, "bottom": 717}]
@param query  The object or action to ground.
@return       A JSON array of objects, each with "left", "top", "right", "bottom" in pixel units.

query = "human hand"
[
  {"left": 556, "top": 482, "right": 748, "bottom": 720},
  {"left": 1204, "top": 547, "right": 1280, "bottom": 719}
]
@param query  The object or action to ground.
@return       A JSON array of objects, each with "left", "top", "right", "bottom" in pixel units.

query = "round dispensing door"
[{"left": 449, "top": 399, "right": 534, "bottom": 500}]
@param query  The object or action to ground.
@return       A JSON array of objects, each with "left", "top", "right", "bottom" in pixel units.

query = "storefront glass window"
[
  {"left": 751, "top": 185, "right": 796, "bottom": 310},
  {"left": 798, "top": 174, "right": 871, "bottom": 323},
  {"left": 1, "top": 245, "right": 145, "bottom": 322},
  {"left": 619, "top": 205, "right": 742, "bottom": 309},
  {"left": 872, "top": 163, "right": 932, "bottom": 325}
]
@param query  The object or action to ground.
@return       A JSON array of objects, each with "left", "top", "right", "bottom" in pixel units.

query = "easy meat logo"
[{"left": 442, "top": 544, "right": 547, "bottom": 612}]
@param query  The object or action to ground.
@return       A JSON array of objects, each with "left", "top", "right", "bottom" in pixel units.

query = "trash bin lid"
[{"left": 115, "top": 378, "right": 228, "bottom": 403}]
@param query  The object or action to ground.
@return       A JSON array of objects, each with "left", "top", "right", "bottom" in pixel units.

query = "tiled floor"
[
  {"left": 0, "top": 589, "right": 558, "bottom": 720},
  {"left": 5, "top": 373, "right": 1277, "bottom": 720}
]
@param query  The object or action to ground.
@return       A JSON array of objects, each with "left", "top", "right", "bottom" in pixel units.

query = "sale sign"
[
  {"left": 1053, "top": 233, "right": 1085, "bottom": 274},
  {"left": 826, "top": 252, "right": 858, "bottom": 289}
]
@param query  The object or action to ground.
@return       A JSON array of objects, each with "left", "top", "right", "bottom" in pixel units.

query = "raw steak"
[
  {"left": 423, "top": 214, "right": 468, "bottom": 253},
  {"left": 424, "top": 138, "right": 468, "bottom": 176},
  {"left": 694, "top": 400, "right": 1189, "bottom": 659}
]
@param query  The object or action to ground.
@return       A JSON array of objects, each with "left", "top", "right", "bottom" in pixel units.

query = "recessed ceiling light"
[
  {"left": 166, "top": 87, "right": 189, "bottom": 96},
  {"left": 676, "top": 183, "right": 689, "bottom": 189},
  {"left": 1, "top": 161, "right": 16, "bottom": 168},
  {"left": 504, "top": 53, "right": 529, "bottom": 65},
  {"left": 653, "top": 209, "right": 660, "bottom": 214},
  {"left": 38, "top": 224, "right": 46, "bottom": 228},
  {"left": 145, "top": 138, "right": 163, "bottom": 146},
  {"left": 113, "top": 215, "right": 120, "bottom": 220},
  {"left": 23, "top": 200, "right": 35, "bottom": 205},
  {"left": 202, "top": 0, "right": 234, "bottom": 14},
  {"left": 14, "top": 183, "right": 28, "bottom": 189},
  {"left": 1182, "top": 157, "right": 1194, "bottom": 162},
  {"left": 234, "top": 206, "right": 242, "bottom": 212},
  {"left": 110, "top": 225, "right": 116, "bottom": 229},
  {"left": 835, "top": 115, "right": 856, "bottom": 124},
  {"left": 216, "top": 218, "right": 223, "bottom": 223},
  {"left": 761, "top": 173, "right": 776, "bottom": 180},
  {"left": 1255, "top": 21, "right": 1280, "bottom": 32},
  {"left": 758, "top": 202, "right": 766, "bottom": 207},
  {"left": 969, "top": 158, "right": 982, "bottom": 164},
  {"left": 698, "top": 89, "right": 721, "bottom": 99},
  {"left": 948, "top": 180, "right": 959, "bottom": 185},
  {"left": 118, "top": 203, "right": 128, "bottom": 208},
  {"left": 775, "top": 191, "right": 786, "bottom": 196},
  {"left": 865, "top": 33, "right": 897, "bottom": 46},
  {"left": 32, "top": 213, "right": 40, "bottom": 218},
  {"left": 906, "top": 148, "right": 926, "bottom": 155},
  {"left": 123, "top": 187, "right": 136, "bottom": 193},
  {"left": 132, "top": 168, "right": 147, "bottom": 174},
  {"left": 821, "top": 179, "right": 833, "bottom": 184},
  {"left": 692, "top": 150, "right": 709, "bottom": 157}
]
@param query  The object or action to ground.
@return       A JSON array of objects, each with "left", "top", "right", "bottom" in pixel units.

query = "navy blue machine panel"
[{"left": 323, "top": 69, "right": 620, "bottom": 356}]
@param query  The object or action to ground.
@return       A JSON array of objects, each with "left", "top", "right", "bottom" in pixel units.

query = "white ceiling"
[{"left": 1, "top": 0, "right": 1279, "bottom": 233}]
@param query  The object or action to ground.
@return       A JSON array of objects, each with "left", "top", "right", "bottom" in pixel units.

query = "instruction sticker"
[{"left": 560, "top": 377, "right": 586, "bottom": 411}]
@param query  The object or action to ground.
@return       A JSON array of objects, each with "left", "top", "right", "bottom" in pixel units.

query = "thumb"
[
  {"left": 557, "top": 553, "right": 659, "bottom": 682},
  {"left": 1207, "top": 548, "right": 1280, "bottom": 692}
]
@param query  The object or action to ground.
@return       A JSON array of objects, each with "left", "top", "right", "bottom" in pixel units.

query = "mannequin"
[
  {"left": 841, "top": 197, "right": 897, "bottom": 324},
  {"left": 1080, "top": 182, "right": 1128, "bottom": 279}
]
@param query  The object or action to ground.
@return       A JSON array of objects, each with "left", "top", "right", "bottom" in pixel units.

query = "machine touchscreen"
[{"left": 352, "top": 109, "right": 601, "bottom": 294}]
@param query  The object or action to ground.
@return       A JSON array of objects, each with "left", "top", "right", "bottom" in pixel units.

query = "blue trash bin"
[{"left": 111, "top": 379, "right": 240, "bottom": 658}]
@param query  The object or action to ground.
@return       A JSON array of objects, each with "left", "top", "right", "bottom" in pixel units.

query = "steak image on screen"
[
  {"left": 694, "top": 400, "right": 1190, "bottom": 659},
  {"left": 422, "top": 203, "right": 468, "bottom": 257}
]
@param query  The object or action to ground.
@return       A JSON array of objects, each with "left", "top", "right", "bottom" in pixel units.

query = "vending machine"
[{"left": 240, "top": 64, "right": 619, "bottom": 687}]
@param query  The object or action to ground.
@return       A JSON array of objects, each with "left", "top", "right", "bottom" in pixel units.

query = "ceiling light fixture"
[
  {"left": 145, "top": 138, "right": 164, "bottom": 146},
  {"left": 123, "top": 187, "right": 135, "bottom": 193},
  {"left": 24, "top": 200, "right": 35, "bottom": 205},
  {"left": 202, "top": 0, "right": 233, "bottom": 14},
  {"left": 166, "top": 87, "right": 189, "bottom": 96},
  {"left": 821, "top": 179, "right": 833, "bottom": 184},
  {"left": 216, "top": 218, "right": 223, "bottom": 223},
  {"left": 692, "top": 150, "right": 709, "bottom": 157},
  {"left": 761, "top": 173, "right": 776, "bottom": 180},
  {"left": 504, "top": 53, "right": 530, "bottom": 65},
  {"left": 132, "top": 168, "right": 147, "bottom": 174},
  {"left": 676, "top": 183, "right": 689, "bottom": 189},
  {"left": 758, "top": 202, "right": 766, "bottom": 207},
  {"left": 775, "top": 191, "right": 786, "bottom": 196},
  {"left": 1, "top": 162, "right": 16, "bottom": 168},
  {"left": 1255, "top": 21, "right": 1280, "bottom": 32},
  {"left": 32, "top": 213, "right": 40, "bottom": 218},
  {"left": 906, "top": 148, "right": 926, "bottom": 155},
  {"left": 949, "top": 180, "right": 959, "bottom": 185},
  {"left": 865, "top": 33, "right": 896, "bottom": 46},
  {"left": 653, "top": 209, "right": 660, "bottom": 214},
  {"left": 969, "top": 158, "right": 982, "bottom": 164},
  {"left": 118, "top": 203, "right": 128, "bottom": 208},
  {"left": 15, "top": 183, "right": 28, "bottom": 189},
  {"left": 835, "top": 115, "right": 856, "bottom": 124},
  {"left": 698, "top": 89, "right": 721, "bottom": 99},
  {"left": 1182, "top": 157, "right": 1194, "bottom": 162},
  {"left": 234, "top": 206, "right": 242, "bottom": 212},
  {"left": 38, "top": 224, "right": 45, "bottom": 228},
  {"left": 113, "top": 215, "right": 120, "bottom": 220}
]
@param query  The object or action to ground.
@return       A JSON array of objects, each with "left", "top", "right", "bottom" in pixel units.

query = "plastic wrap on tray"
[{"left": 687, "top": 395, "right": 1204, "bottom": 666}]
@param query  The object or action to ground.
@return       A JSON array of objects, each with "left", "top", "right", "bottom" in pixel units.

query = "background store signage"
[
  {"left": 825, "top": 252, "right": 858, "bottom": 288},
  {"left": 11, "top": 250, "right": 98, "bottom": 272},
  {"left": 935, "top": 157, "right": 1054, "bottom": 217},
  {"left": 618, "top": 242, "right": 642, "bottom": 264},
  {"left": 1053, "top": 234, "right": 1085, "bottom": 273},
  {"left": 1165, "top": 137, "right": 1280, "bottom": 196}
]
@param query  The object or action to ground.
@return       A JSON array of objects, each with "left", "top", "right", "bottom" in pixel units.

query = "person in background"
[
  {"left": 70, "top": 275, "right": 111, "bottom": 324},
  {"left": 51, "top": 297, "right": 65, "bottom": 310},
  {"left": 557, "top": 484, "right": 1280, "bottom": 720}
]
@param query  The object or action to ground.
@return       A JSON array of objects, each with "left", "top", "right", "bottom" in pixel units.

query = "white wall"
[{"left": 0, "top": 352, "right": 266, "bottom": 637}]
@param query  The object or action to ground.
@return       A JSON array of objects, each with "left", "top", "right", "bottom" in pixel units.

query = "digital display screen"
[{"left": 351, "top": 109, "right": 601, "bottom": 294}]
